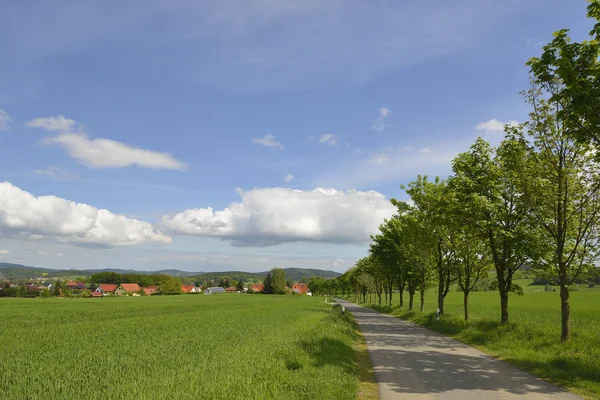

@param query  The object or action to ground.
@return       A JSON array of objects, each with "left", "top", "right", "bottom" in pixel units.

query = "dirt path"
[{"left": 335, "top": 299, "right": 581, "bottom": 400}]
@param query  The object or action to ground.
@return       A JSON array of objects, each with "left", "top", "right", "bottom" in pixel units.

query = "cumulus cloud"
[
  {"left": 26, "top": 116, "right": 186, "bottom": 170},
  {"left": 318, "top": 134, "right": 338, "bottom": 146},
  {"left": 284, "top": 174, "right": 294, "bottom": 183},
  {"left": 251, "top": 134, "right": 283, "bottom": 150},
  {"left": 476, "top": 119, "right": 519, "bottom": 133},
  {"left": 160, "top": 187, "right": 396, "bottom": 246},
  {"left": 0, "top": 109, "right": 12, "bottom": 131},
  {"left": 0, "top": 181, "right": 171, "bottom": 247},
  {"left": 372, "top": 107, "right": 392, "bottom": 132},
  {"left": 0, "top": 249, "right": 10, "bottom": 255}
]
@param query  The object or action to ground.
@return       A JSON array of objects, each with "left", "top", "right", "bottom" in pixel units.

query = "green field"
[
  {"left": 0, "top": 295, "right": 364, "bottom": 400},
  {"left": 357, "top": 289, "right": 600, "bottom": 399}
]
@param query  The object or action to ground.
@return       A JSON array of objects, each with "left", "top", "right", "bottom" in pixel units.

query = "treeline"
[
  {"left": 89, "top": 271, "right": 180, "bottom": 288},
  {"left": 339, "top": 4, "right": 600, "bottom": 343}
]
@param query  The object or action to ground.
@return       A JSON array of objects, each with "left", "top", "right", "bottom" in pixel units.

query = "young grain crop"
[{"left": 0, "top": 295, "right": 361, "bottom": 400}]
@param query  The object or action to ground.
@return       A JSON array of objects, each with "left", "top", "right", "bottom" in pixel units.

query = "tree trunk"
[
  {"left": 463, "top": 291, "right": 469, "bottom": 321},
  {"left": 560, "top": 277, "right": 570, "bottom": 342},
  {"left": 398, "top": 278, "right": 405, "bottom": 307},
  {"left": 408, "top": 289, "right": 415, "bottom": 311},
  {"left": 500, "top": 289, "right": 509, "bottom": 324},
  {"left": 420, "top": 289, "right": 425, "bottom": 312},
  {"left": 437, "top": 282, "right": 444, "bottom": 313}
]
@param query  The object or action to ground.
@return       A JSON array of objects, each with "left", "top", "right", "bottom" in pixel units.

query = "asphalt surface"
[{"left": 334, "top": 299, "right": 582, "bottom": 400}]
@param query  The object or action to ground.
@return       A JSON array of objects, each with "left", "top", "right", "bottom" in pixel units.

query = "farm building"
[
  {"left": 90, "top": 292, "right": 103, "bottom": 298},
  {"left": 250, "top": 283, "right": 264, "bottom": 293},
  {"left": 291, "top": 283, "right": 311, "bottom": 295},
  {"left": 114, "top": 283, "right": 141, "bottom": 296},
  {"left": 225, "top": 286, "right": 237, "bottom": 293},
  {"left": 181, "top": 285, "right": 200, "bottom": 293},
  {"left": 94, "top": 284, "right": 118, "bottom": 295},
  {"left": 204, "top": 287, "right": 226, "bottom": 294},
  {"left": 66, "top": 281, "right": 87, "bottom": 290},
  {"left": 142, "top": 286, "right": 158, "bottom": 296}
]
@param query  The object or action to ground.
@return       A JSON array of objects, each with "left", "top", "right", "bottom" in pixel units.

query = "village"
[{"left": 0, "top": 276, "right": 312, "bottom": 298}]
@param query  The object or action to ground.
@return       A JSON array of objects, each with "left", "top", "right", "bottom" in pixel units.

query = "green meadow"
[
  {"left": 0, "top": 295, "right": 367, "bottom": 400},
  {"left": 359, "top": 289, "right": 600, "bottom": 400}
]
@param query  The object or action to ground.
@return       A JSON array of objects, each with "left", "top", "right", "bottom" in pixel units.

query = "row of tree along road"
[{"left": 336, "top": 2, "right": 600, "bottom": 343}]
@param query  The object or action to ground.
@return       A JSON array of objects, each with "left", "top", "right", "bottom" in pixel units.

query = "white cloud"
[
  {"left": 418, "top": 148, "right": 433, "bottom": 155},
  {"left": 0, "top": 109, "right": 12, "bottom": 131},
  {"left": 251, "top": 134, "right": 283, "bottom": 150},
  {"left": 369, "top": 153, "right": 388, "bottom": 165},
  {"left": 160, "top": 187, "right": 396, "bottom": 246},
  {"left": 318, "top": 134, "right": 338, "bottom": 146},
  {"left": 26, "top": 116, "right": 186, "bottom": 170},
  {"left": 0, "top": 181, "right": 171, "bottom": 247},
  {"left": 0, "top": 249, "right": 10, "bottom": 255},
  {"left": 26, "top": 115, "right": 76, "bottom": 132},
  {"left": 284, "top": 174, "right": 294, "bottom": 183},
  {"left": 476, "top": 119, "right": 520, "bottom": 133},
  {"left": 372, "top": 107, "right": 392, "bottom": 132},
  {"left": 34, "top": 166, "right": 80, "bottom": 181}
]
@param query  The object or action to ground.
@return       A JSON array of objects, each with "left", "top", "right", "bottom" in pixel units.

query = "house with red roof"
[
  {"left": 94, "top": 284, "right": 118, "bottom": 296},
  {"left": 250, "top": 283, "right": 264, "bottom": 293},
  {"left": 114, "top": 283, "right": 141, "bottom": 296},
  {"left": 225, "top": 286, "right": 237, "bottom": 293},
  {"left": 66, "top": 281, "right": 87, "bottom": 290},
  {"left": 142, "top": 286, "right": 158, "bottom": 296},
  {"left": 181, "top": 285, "right": 200, "bottom": 293},
  {"left": 90, "top": 291, "right": 103, "bottom": 298},
  {"left": 292, "top": 283, "right": 311, "bottom": 295}
]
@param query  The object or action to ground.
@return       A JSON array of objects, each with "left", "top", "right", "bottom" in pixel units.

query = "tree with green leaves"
[
  {"left": 263, "top": 272, "right": 273, "bottom": 294},
  {"left": 451, "top": 137, "right": 536, "bottom": 324},
  {"left": 402, "top": 176, "right": 455, "bottom": 314},
  {"left": 236, "top": 280, "right": 244, "bottom": 292},
  {"left": 527, "top": 1, "right": 600, "bottom": 150},
  {"left": 270, "top": 268, "right": 287, "bottom": 294},
  {"left": 508, "top": 83, "right": 600, "bottom": 341}
]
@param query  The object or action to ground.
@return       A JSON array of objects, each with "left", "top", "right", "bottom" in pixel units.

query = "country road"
[{"left": 334, "top": 299, "right": 581, "bottom": 400}]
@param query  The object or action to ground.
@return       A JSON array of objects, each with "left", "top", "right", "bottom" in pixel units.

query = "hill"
[
  {"left": 0, "top": 263, "right": 201, "bottom": 280},
  {"left": 0, "top": 263, "right": 339, "bottom": 282},
  {"left": 189, "top": 268, "right": 340, "bottom": 283}
]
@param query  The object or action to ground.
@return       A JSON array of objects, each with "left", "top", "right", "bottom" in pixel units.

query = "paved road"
[{"left": 334, "top": 299, "right": 581, "bottom": 400}]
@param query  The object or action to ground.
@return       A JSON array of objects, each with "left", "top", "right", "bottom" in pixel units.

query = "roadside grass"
[
  {"left": 0, "top": 295, "right": 372, "bottom": 400},
  {"left": 352, "top": 291, "right": 600, "bottom": 400}
]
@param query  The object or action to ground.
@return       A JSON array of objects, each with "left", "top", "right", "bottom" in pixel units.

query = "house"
[
  {"left": 225, "top": 286, "right": 237, "bottom": 293},
  {"left": 250, "top": 283, "right": 264, "bottom": 293},
  {"left": 292, "top": 283, "right": 311, "bottom": 295},
  {"left": 66, "top": 281, "right": 87, "bottom": 290},
  {"left": 142, "top": 286, "right": 158, "bottom": 296},
  {"left": 94, "top": 284, "right": 118, "bottom": 295},
  {"left": 90, "top": 291, "right": 103, "bottom": 298},
  {"left": 181, "top": 285, "right": 200, "bottom": 293},
  {"left": 204, "top": 287, "right": 226, "bottom": 294},
  {"left": 114, "top": 283, "right": 141, "bottom": 296}
]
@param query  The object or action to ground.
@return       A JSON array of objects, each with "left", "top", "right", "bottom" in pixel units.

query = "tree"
[
  {"left": 40, "top": 288, "right": 51, "bottom": 298},
  {"left": 527, "top": 1, "right": 600, "bottom": 150},
  {"left": 263, "top": 273, "right": 274, "bottom": 294},
  {"left": 53, "top": 279, "right": 63, "bottom": 296},
  {"left": 160, "top": 280, "right": 182, "bottom": 295},
  {"left": 402, "top": 176, "right": 455, "bottom": 314},
  {"left": 451, "top": 137, "right": 538, "bottom": 324},
  {"left": 510, "top": 84, "right": 600, "bottom": 341},
  {"left": 271, "top": 268, "right": 286, "bottom": 294},
  {"left": 236, "top": 281, "right": 244, "bottom": 292}
]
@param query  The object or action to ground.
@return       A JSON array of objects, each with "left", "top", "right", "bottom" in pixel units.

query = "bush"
[{"left": 544, "top": 284, "right": 556, "bottom": 292}]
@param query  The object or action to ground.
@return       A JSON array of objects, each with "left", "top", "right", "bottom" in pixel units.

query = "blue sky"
[{"left": 0, "top": 0, "right": 592, "bottom": 273}]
